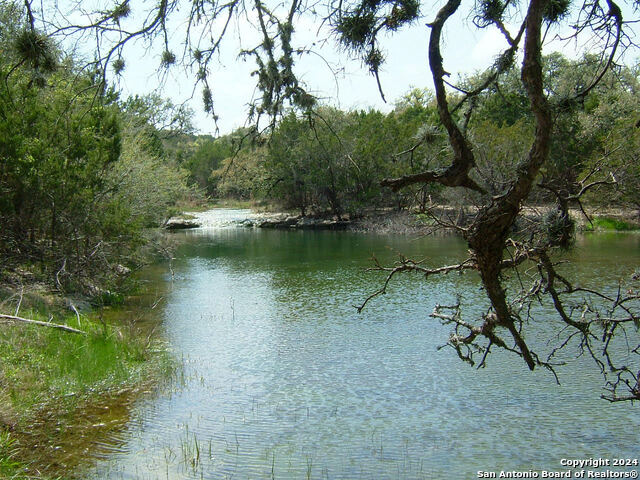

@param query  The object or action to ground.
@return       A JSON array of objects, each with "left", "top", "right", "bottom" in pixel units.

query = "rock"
[
  {"left": 295, "top": 217, "right": 317, "bottom": 228},
  {"left": 114, "top": 264, "right": 131, "bottom": 276},
  {"left": 317, "top": 219, "right": 349, "bottom": 230},
  {"left": 255, "top": 219, "right": 278, "bottom": 228},
  {"left": 164, "top": 216, "right": 201, "bottom": 230},
  {"left": 181, "top": 210, "right": 351, "bottom": 231},
  {"left": 254, "top": 215, "right": 349, "bottom": 230},
  {"left": 256, "top": 215, "right": 300, "bottom": 229}
]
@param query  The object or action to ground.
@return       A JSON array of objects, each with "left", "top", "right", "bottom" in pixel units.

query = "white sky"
[{"left": 98, "top": 0, "right": 637, "bottom": 136}]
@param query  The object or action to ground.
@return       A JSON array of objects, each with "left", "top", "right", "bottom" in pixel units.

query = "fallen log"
[{"left": 0, "top": 314, "right": 86, "bottom": 334}]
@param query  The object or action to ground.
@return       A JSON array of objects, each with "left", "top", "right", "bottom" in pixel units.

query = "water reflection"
[{"left": 89, "top": 221, "right": 640, "bottom": 479}]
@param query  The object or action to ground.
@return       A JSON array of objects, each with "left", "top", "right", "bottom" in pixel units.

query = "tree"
[
  {"left": 212, "top": 139, "right": 269, "bottom": 200},
  {"left": 0, "top": 3, "right": 193, "bottom": 295},
  {"left": 258, "top": 108, "right": 395, "bottom": 216},
  {"left": 20, "top": 0, "right": 640, "bottom": 401},
  {"left": 574, "top": 60, "right": 640, "bottom": 215},
  {"left": 182, "top": 137, "right": 233, "bottom": 195},
  {"left": 370, "top": 0, "right": 640, "bottom": 402}
]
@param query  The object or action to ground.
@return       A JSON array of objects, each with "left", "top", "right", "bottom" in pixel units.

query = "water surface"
[{"left": 90, "top": 212, "right": 640, "bottom": 479}]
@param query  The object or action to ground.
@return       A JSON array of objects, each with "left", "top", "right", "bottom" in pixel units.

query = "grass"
[
  {"left": 583, "top": 216, "right": 639, "bottom": 232},
  {"left": 0, "top": 431, "right": 66, "bottom": 480},
  {"left": 1, "top": 311, "right": 149, "bottom": 413},
  {"left": 0, "top": 432, "right": 62, "bottom": 480},
  {"left": 0, "top": 301, "right": 173, "bottom": 479},
  {"left": 0, "top": 432, "right": 22, "bottom": 478}
]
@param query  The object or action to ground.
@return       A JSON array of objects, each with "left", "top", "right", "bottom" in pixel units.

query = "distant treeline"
[{"left": 175, "top": 53, "right": 639, "bottom": 218}]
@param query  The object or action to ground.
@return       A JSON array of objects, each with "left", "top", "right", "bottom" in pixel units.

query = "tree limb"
[
  {"left": 355, "top": 256, "right": 476, "bottom": 312},
  {"left": 380, "top": 0, "right": 486, "bottom": 195},
  {"left": 0, "top": 313, "right": 86, "bottom": 334}
]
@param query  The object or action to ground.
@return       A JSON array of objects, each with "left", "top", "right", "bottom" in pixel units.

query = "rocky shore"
[
  {"left": 167, "top": 210, "right": 353, "bottom": 231},
  {"left": 239, "top": 213, "right": 350, "bottom": 230},
  {"left": 169, "top": 208, "right": 462, "bottom": 234},
  {"left": 168, "top": 205, "right": 640, "bottom": 235}
]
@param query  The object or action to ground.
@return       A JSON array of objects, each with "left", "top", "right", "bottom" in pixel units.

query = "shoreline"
[
  {"left": 173, "top": 205, "right": 640, "bottom": 235},
  {"left": 0, "top": 281, "right": 173, "bottom": 479}
]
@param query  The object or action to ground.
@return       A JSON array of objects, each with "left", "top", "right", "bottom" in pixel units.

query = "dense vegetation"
[
  {"left": 0, "top": 6, "right": 185, "bottom": 477},
  {"left": 182, "top": 55, "right": 639, "bottom": 224},
  {"left": 0, "top": 3, "right": 193, "bottom": 297}
]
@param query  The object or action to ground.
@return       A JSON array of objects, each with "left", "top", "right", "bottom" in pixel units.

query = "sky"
[
  {"left": 80, "top": 0, "right": 637, "bottom": 136},
  {"left": 109, "top": 1, "right": 511, "bottom": 135}
]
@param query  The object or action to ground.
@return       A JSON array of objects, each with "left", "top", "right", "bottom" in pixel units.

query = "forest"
[{"left": 204, "top": 56, "right": 639, "bottom": 220}]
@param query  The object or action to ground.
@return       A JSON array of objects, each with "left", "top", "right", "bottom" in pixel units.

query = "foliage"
[
  {"left": 0, "top": 6, "right": 192, "bottom": 295},
  {"left": 333, "top": 0, "right": 420, "bottom": 96},
  {"left": 576, "top": 62, "right": 640, "bottom": 212},
  {"left": 212, "top": 98, "right": 446, "bottom": 215},
  {"left": 463, "top": 54, "right": 640, "bottom": 211},
  {"left": 107, "top": 118, "right": 191, "bottom": 229},
  {"left": 0, "top": 57, "right": 122, "bottom": 285},
  {"left": 211, "top": 54, "right": 639, "bottom": 227},
  {"left": 0, "top": 311, "right": 150, "bottom": 414},
  {"left": 182, "top": 135, "right": 238, "bottom": 196},
  {"left": 469, "top": 119, "right": 534, "bottom": 196},
  {"left": 212, "top": 144, "right": 269, "bottom": 200},
  {"left": 584, "top": 217, "right": 638, "bottom": 232},
  {"left": 0, "top": 432, "right": 24, "bottom": 479},
  {"left": 243, "top": 107, "right": 425, "bottom": 215}
]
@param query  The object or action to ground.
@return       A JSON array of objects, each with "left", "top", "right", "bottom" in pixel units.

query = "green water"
[{"left": 89, "top": 212, "right": 640, "bottom": 479}]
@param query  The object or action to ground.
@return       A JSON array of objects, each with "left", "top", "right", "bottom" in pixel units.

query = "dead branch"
[
  {"left": 354, "top": 256, "right": 476, "bottom": 312},
  {"left": 0, "top": 313, "right": 86, "bottom": 334}
]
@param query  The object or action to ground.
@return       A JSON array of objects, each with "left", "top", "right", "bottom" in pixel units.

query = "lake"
[{"left": 88, "top": 210, "right": 640, "bottom": 479}]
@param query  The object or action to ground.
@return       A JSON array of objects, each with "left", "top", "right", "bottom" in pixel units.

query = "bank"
[
  {"left": 176, "top": 204, "right": 640, "bottom": 235},
  {"left": 0, "top": 276, "right": 174, "bottom": 479}
]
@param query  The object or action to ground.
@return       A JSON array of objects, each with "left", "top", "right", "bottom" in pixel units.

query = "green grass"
[
  {"left": 0, "top": 305, "right": 172, "bottom": 479},
  {"left": 584, "top": 216, "right": 638, "bottom": 232},
  {"left": 0, "top": 432, "right": 22, "bottom": 478},
  {"left": 0, "top": 311, "right": 154, "bottom": 415},
  {"left": 0, "top": 431, "right": 63, "bottom": 480}
]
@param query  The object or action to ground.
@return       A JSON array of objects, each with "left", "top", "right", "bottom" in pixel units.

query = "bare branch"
[
  {"left": 355, "top": 256, "right": 476, "bottom": 312},
  {"left": 0, "top": 313, "right": 86, "bottom": 334}
]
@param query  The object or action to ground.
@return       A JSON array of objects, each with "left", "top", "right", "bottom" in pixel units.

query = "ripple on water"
[{"left": 88, "top": 213, "right": 640, "bottom": 479}]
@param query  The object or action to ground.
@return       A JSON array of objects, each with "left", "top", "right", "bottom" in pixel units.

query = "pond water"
[{"left": 89, "top": 210, "right": 640, "bottom": 479}]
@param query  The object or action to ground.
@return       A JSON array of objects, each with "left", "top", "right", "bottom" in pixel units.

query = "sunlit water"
[{"left": 89, "top": 210, "right": 640, "bottom": 479}]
